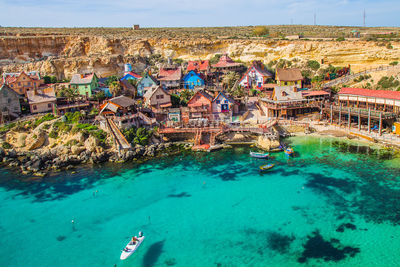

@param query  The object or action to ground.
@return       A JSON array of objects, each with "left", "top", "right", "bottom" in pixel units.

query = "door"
[{"left": 221, "top": 104, "right": 229, "bottom": 112}]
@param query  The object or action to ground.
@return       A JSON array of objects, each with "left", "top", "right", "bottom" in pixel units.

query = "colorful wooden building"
[
  {"left": 211, "top": 54, "right": 243, "bottom": 73},
  {"left": 187, "top": 90, "right": 213, "bottom": 120},
  {"left": 69, "top": 73, "right": 99, "bottom": 98},
  {"left": 0, "top": 84, "right": 21, "bottom": 122},
  {"left": 158, "top": 66, "right": 182, "bottom": 90},
  {"left": 2, "top": 71, "right": 43, "bottom": 96},
  {"left": 121, "top": 71, "right": 142, "bottom": 81},
  {"left": 276, "top": 68, "right": 304, "bottom": 88},
  {"left": 137, "top": 71, "right": 158, "bottom": 97},
  {"left": 212, "top": 91, "right": 239, "bottom": 121},
  {"left": 186, "top": 60, "right": 210, "bottom": 73},
  {"left": 239, "top": 61, "right": 273, "bottom": 89},
  {"left": 144, "top": 86, "right": 172, "bottom": 110},
  {"left": 183, "top": 71, "right": 205, "bottom": 90}
]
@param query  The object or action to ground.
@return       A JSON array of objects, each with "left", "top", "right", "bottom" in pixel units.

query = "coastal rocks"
[
  {"left": 26, "top": 131, "right": 47, "bottom": 150},
  {"left": 84, "top": 136, "right": 99, "bottom": 153},
  {"left": 257, "top": 135, "right": 280, "bottom": 151},
  {"left": 71, "top": 145, "right": 85, "bottom": 156}
]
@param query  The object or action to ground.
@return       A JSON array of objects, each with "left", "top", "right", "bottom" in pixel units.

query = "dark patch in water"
[
  {"left": 168, "top": 192, "right": 191, "bottom": 198},
  {"left": 267, "top": 231, "right": 295, "bottom": 254},
  {"left": 56, "top": 235, "right": 66, "bottom": 241},
  {"left": 164, "top": 258, "right": 177, "bottom": 266},
  {"left": 306, "top": 173, "right": 357, "bottom": 194},
  {"left": 29, "top": 219, "right": 36, "bottom": 223},
  {"left": 142, "top": 240, "right": 164, "bottom": 267},
  {"left": 298, "top": 230, "right": 360, "bottom": 263},
  {"left": 336, "top": 223, "right": 357, "bottom": 233}
]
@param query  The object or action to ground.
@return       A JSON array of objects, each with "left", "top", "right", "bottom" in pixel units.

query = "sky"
[{"left": 0, "top": 0, "right": 399, "bottom": 27}]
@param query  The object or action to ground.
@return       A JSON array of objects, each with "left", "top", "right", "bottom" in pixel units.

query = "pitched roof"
[
  {"left": 138, "top": 72, "right": 158, "bottom": 85},
  {"left": 183, "top": 71, "right": 203, "bottom": 81},
  {"left": 27, "top": 87, "right": 56, "bottom": 104},
  {"left": 158, "top": 67, "right": 182, "bottom": 81},
  {"left": 240, "top": 62, "right": 273, "bottom": 83},
  {"left": 144, "top": 86, "right": 168, "bottom": 100},
  {"left": 276, "top": 68, "right": 303, "bottom": 82},
  {"left": 70, "top": 73, "right": 97, "bottom": 84},
  {"left": 3, "top": 71, "right": 41, "bottom": 84},
  {"left": 0, "top": 84, "right": 21, "bottom": 98},
  {"left": 120, "top": 80, "right": 135, "bottom": 91},
  {"left": 108, "top": 95, "right": 136, "bottom": 108},
  {"left": 338, "top": 87, "right": 400, "bottom": 101},
  {"left": 188, "top": 90, "right": 213, "bottom": 106},
  {"left": 212, "top": 54, "right": 241, "bottom": 68},
  {"left": 213, "top": 91, "right": 238, "bottom": 105},
  {"left": 121, "top": 71, "right": 142, "bottom": 80},
  {"left": 187, "top": 60, "right": 210, "bottom": 72},
  {"left": 273, "top": 86, "right": 303, "bottom": 101}
]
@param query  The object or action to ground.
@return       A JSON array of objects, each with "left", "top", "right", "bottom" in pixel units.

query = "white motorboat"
[{"left": 120, "top": 231, "right": 145, "bottom": 260}]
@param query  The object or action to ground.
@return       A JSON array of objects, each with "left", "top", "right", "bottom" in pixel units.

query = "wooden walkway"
[{"left": 106, "top": 118, "right": 131, "bottom": 150}]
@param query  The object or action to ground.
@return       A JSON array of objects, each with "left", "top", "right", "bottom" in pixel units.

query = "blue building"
[
  {"left": 183, "top": 71, "right": 204, "bottom": 90},
  {"left": 121, "top": 71, "right": 142, "bottom": 81},
  {"left": 137, "top": 71, "right": 158, "bottom": 97}
]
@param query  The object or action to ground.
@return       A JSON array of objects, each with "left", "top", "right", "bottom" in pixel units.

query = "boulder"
[
  {"left": 84, "top": 136, "right": 99, "bottom": 153},
  {"left": 257, "top": 135, "right": 280, "bottom": 151},
  {"left": 26, "top": 131, "right": 47, "bottom": 151},
  {"left": 71, "top": 145, "right": 85, "bottom": 155}
]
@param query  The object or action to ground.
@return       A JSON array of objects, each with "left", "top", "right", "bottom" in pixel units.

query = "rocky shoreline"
[{"left": 0, "top": 142, "right": 194, "bottom": 178}]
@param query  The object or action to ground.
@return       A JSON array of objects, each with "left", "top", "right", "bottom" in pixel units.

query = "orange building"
[{"left": 2, "top": 71, "right": 43, "bottom": 96}]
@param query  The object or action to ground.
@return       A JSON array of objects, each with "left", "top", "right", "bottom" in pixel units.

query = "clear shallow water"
[{"left": 1, "top": 136, "right": 400, "bottom": 267}]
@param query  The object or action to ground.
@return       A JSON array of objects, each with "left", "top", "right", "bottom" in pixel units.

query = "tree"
[
  {"left": 253, "top": 26, "right": 269, "bottom": 37},
  {"left": 179, "top": 90, "right": 195, "bottom": 106},
  {"left": 105, "top": 75, "right": 119, "bottom": 86},
  {"left": 43, "top": 75, "right": 58, "bottom": 84},
  {"left": 307, "top": 60, "right": 320, "bottom": 71},
  {"left": 94, "top": 91, "right": 106, "bottom": 102},
  {"left": 222, "top": 72, "right": 240, "bottom": 90},
  {"left": 109, "top": 81, "right": 122, "bottom": 97},
  {"left": 209, "top": 54, "right": 222, "bottom": 65}
]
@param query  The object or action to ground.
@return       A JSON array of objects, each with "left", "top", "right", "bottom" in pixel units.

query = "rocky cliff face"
[{"left": 0, "top": 36, "right": 399, "bottom": 78}]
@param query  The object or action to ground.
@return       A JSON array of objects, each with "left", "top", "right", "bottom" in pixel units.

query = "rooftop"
[
  {"left": 70, "top": 73, "right": 96, "bottom": 84},
  {"left": 212, "top": 54, "right": 241, "bottom": 68},
  {"left": 338, "top": 87, "right": 400, "bottom": 101},
  {"left": 27, "top": 87, "right": 56, "bottom": 104},
  {"left": 276, "top": 68, "right": 303, "bottom": 82},
  {"left": 158, "top": 67, "right": 182, "bottom": 81}
]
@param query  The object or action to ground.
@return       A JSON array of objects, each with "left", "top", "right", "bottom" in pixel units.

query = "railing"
[{"left": 322, "top": 104, "right": 398, "bottom": 119}]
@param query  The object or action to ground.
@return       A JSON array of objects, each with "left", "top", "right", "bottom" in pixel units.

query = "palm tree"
[
  {"left": 109, "top": 81, "right": 122, "bottom": 97},
  {"left": 222, "top": 72, "right": 240, "bottom": 90}
]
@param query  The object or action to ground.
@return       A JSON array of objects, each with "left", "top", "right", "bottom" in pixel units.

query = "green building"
[{"left": 69, "top": 73, "right": 99, "bottom": 98}]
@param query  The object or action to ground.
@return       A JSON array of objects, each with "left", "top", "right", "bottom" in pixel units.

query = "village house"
[
  {"left": 186, "top": 90, "right": 213, "bottom": 121},
  {"left": 137, "top": 71, "right": 158, "bottom": 97},
  {"left": 186, "top": 60, "right": 210, "bottom": 74},
  {"left": 212, "top": 91, "right": 239, "bottom": 121},
  {"left": 27, "top": 87, "right": 57, "bottom": 114},
  {"left": 239, "top": 61, "right": 273, "bottom": 90},
  {"left": 144, "top": 86, "right": 172, "bottom": 110},
  {"left": 69, "top": 73, "right": 99, "bottom": 98},
  {"left": 211, "top": 54, "right": 243, "bottom": 73},
  {"left": 183, "top": 71, "right": 205, "bottom": 90},
  {"left": 0, "top": 84, "right": 21, "bottom": 123},
  {"left": 275, "top": 68, "right": 304, "bottom": 88},
  {"left": 99, "top": 95, "right": 136, "bottom": 117},
  {"left": 120, "top": 80, "right": 136, "bottom": 98},
  {"left": 158, "top": 65, "right": 182, "bottom": 90},
  {"left": 2, "top": 71, "right": 43, "bottom": 96}
]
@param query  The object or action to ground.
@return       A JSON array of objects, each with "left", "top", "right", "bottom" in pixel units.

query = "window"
[
  {"left": 224, "top": 100, "right": 228, "bottom": 104},
  {"left": 216, "top": 100, "right": 220, "bottom": 104},
  {"left": 10, "top": 84, "right": 13, "bottom": 87},
  {"left": 7, "top": 98, "right": 11, "bottom": 103},
  {"left": 48, "top": 103, "right": 52, "bottom": 108},
  {"left": 156, "top": 95, "right": 164, "bottom": 100},
  {"left": 33, "top": 105, "right": 37, "bottom": 110},
  {"left": 18, "top": 82, "right": 21, "bottom": 86},
  {"left": 28, "top": 82, "right": 31, "bottom": 86},
  {"left": 3, "top": 91, "right": 7, "bottom": 97}
]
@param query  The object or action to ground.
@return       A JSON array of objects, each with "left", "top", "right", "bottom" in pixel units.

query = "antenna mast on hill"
[{"left": 363, "top": 9, "right": 366, "bottom": 27}]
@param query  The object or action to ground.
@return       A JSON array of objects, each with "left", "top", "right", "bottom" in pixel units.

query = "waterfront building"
[
  {"left": 2, "top": 71, "right": 43, "bottom": 96},
  {"left": 239, "top": 61, "right": 273, "bottom": 90},
  {"left": 187, "top": 90, "right": 213, "bottom": 121},
  {"left": 137, "top": 71, "right": 158, "bottom": 97},
  {"left": 212, "top": 91, "right": 239, "bottom": 121},
  {"left": 182, "top": 71, "right": 205, "bottom": 90},
  {"left": 69, "top": 73, "right": 99, "bottom": 98},
  {"left": 27, "top": 87, "right": 56, "bottom": 114},
  {"left": 276, "top": 68, "right": 304, "bottom": 88}
]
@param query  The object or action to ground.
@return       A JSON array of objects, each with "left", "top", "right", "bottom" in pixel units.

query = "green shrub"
[
  {"left": 307, "top": 60, "right": 320, "bottom": 71},
  {"left": 2, "top": 142, "right": 12, "bottom": 149},
  {"left": 49, "top": 130, "right": 58, "bottom": 139},
  {"left": 34, "top": 113, "right": 56, "bottom": 127},
  {"left": 386, "top": 43, "right": 393, "bottom": 49},
  {"left": 336, "top": 37, "right": 345, "bottom": 41},
  {"left": 253, "top": 26, "right": 269, "bottom": 37},
  {"left": 389, "top": 61, "right": 398, "bottom": 66},
  {"left": 377, "top": 76, "right": 400, "bottom": 89},
  {"left": 0, "top": 123, "right": 16, "bottom": 133}
]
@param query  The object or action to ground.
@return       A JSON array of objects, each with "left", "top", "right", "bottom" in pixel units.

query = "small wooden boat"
[
  {"left": 284, "top": 147, "right": 294, "bottom": 157},
  {"left": 260, "top": 163, "right": 275, "bottom": 171},
  {"left": 250, "top": 152, "right": 269, "bottom": 159}
]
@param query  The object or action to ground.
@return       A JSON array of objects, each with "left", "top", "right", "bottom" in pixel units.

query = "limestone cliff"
[{"left": 0, "top": 35, "right": 399, "bottom": 78}]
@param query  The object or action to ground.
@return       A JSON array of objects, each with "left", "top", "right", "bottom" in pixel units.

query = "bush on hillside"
[{"left": 253, "top": 26, "right": 269, "bottom": 37}]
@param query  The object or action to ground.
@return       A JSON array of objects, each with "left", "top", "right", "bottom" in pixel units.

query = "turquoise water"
[{"left": 1, "top": 136, "right": 400, "bottom": 267}]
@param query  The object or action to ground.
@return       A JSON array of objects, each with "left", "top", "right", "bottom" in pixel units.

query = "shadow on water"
[
  {"left": 142, "top": 240, "right": 165, "bottom": 267},
  {"left": 168, "top": 192, "right": 191, "bottom": 198}
]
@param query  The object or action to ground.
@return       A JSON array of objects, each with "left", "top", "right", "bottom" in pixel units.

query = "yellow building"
[{"left": 276, "top": 68, "right": 304, "bottom": 88}]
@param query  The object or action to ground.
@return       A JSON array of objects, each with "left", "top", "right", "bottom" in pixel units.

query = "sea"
[{"left": 1, "top": 136, "right": 400, "bottom": 267}]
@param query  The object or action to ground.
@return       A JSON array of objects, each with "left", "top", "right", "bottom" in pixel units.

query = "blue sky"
[{"left": 1, "top": 0, "right": 399, "bottom": 27}]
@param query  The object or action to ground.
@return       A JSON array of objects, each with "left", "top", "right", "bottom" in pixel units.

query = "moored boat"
[
  {"left": 260, "top": 163, "right": 275, "bottom": 171},
  {"left": 284, "top": 147, "right": 294, "bottom": 157},
  {"left": 120, "top": 231, "right": 145, "bottom": 260},
  {"left": 250, "top": 151, "right": 270, "bottom": 159}
]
